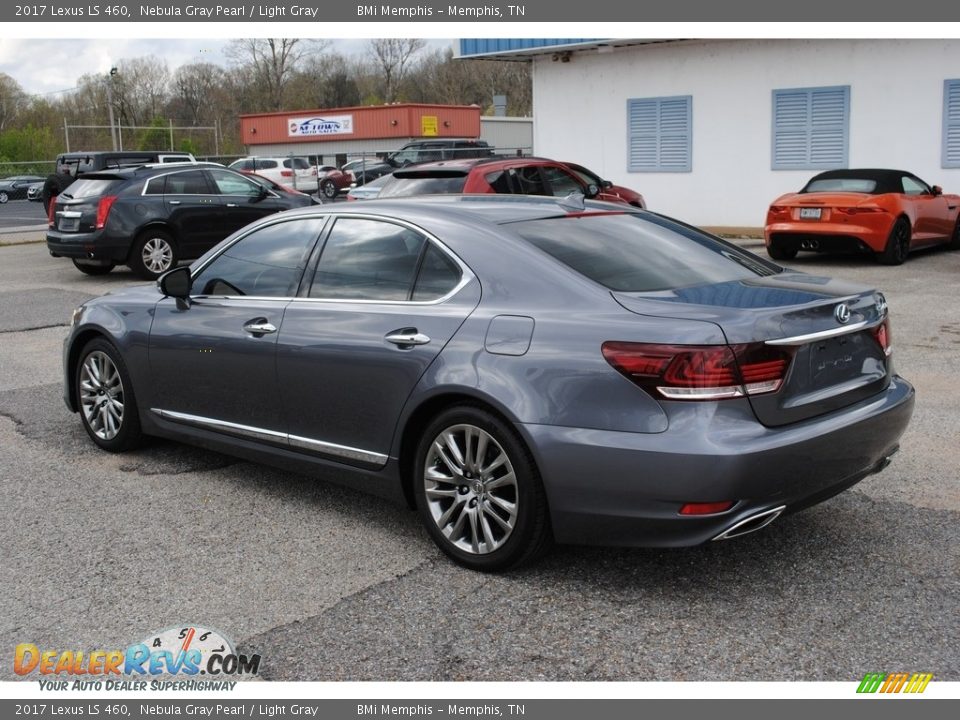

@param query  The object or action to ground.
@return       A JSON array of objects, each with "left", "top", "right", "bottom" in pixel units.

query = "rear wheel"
[
  {"left": 76, "top": 338, "right": 143, "bottom": 452},
  {"left": 879, "top": 217, "right": 911, "bottom": 265},
  {"left": 413, "top": 405, "right": 552, "bottom": 571},
  {"left": 321, "top": 179, "right": 338, "bottom": 199},
  {"left": 72, "top": 259, "right": 115, "bottom": 276},
  {"left": 130, "top": 229, "right": 177, "bottom": 280},
  {"left": 767, "top": 238, "right": 798, "bottom": 261},
  {"left": 0, "top": 191, "right": 8, "bottom": 204}
]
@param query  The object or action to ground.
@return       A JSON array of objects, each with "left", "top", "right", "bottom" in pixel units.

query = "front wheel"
[
  {"left": 130, "top": 230, "right": 177, "bottom": 280},
  {"left": 321, "top": 179, "right": 338, "bottom": 199},
  {"left": 413, "top": 406, "right": 552, "bottom": 571},
  {"left": 76, "top": 338, "right": 143, "bottom": 452},
  {"left": 879, "top": 217, "right": 911, "bottom": 265}
]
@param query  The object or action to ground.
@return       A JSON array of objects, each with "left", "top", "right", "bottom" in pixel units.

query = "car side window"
[
  {"left": 512, "top": 166, "right": 548, "bottom": 195},
  {"left": 485, "top": 170, "right": 515, "bottom": 194},
  {"left": 165, "top": 170, "right": 213, "bottom": 195},
  {"left": 209, "top": 169, "right": 264, "bottom": 197},
  {"left": 412, "top": 244, "right": 462, "bottom": 301},
  {"left": 192, "top": 218, "right": 325, "bottom": 298},
  {"left": 541, "top": 166, "right": 585, "bottom": 197},
  {"left": 309, "top": 218, "right": 426, "bottom": 301},
  {"left": 143, "top": 176, "right": 166, "bottom": 195},
  {"left": 255, "top": 160, "right": 278, "bottom": 170},
  {"left": 901, "top": 176, "right": 929, "bottom": 195}
]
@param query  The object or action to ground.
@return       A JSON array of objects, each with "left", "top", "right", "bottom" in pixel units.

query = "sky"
[{"left": 0, "top": 38, "right": 453, "bottom": 96}]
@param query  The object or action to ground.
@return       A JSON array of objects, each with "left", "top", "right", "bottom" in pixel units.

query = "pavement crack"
[{"left": 0, "top": 323, "right": 68, "bottom": 334}]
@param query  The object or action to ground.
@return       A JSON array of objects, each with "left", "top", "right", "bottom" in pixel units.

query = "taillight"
[
  {"left": 872, "top": 319, "right": 892, "bottom": 357},
  {"left": 280, "top": 169, "right": 293, "bottom": 177},
  {"left": 768, "top": 205, "right": 787, "bottom": 214},
  {"left": 47, "top": 200, "right": 56, "bottom": 227},
  {"left": 601, "top": 342, "right": 793, "bottom": 401},
  {"left": 834, "top": 206, "right": 886, "bottom": 215},
  {"left": 95, "top": 196, "right": 118, "bottom": 229},
  {"left": 679, "top": 501, "right": 736, "bottom": 515}
]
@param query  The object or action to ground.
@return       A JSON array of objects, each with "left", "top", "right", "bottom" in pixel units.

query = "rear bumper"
[
  {"left": 47, "top": 230, "right": 130, "bottom": 262},
  {"left": 765, "top": 219, "right": 893, "bottom": 253},
  {"left": 521, "top": 375, "right": 915, "bottom": 547}
]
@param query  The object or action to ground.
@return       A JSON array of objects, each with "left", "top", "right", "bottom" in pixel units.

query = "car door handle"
[
  {"left": 385, "top": 329, "right": 430, "bottom": 347},
  {"left": 226, "top": 203, "right": 238, "bottom": 207},
  {"left": 244, "top": 320, "right": 277, "bottom": 335},
  {"left": 168, "top": 200, "right": 181, "bottom": 205}
]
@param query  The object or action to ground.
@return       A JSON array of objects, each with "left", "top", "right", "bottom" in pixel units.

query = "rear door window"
[{"left": 164, "top": 170, "right": 213, "bottom": 195}]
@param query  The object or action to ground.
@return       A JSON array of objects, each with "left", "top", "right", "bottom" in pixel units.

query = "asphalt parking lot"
[{"left": 0, "top": 238, "right": 957, "bottom": 681}]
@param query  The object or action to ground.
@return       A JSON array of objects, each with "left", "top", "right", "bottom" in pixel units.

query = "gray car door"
[
  {"left": 275, "top": 215, "right": 480, "bottom": 467},
  {"left": 147, "top": 217, "right": 326, "bottom": 437}
]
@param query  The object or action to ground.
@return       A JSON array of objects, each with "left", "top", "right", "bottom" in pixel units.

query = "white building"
[{"left": 458, "top": 39, "right": 960, "bottom": 230}]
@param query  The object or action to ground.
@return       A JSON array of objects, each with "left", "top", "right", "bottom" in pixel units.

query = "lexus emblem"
[{"left": 834, "top": 303, "right": 851, "bottom": 324}]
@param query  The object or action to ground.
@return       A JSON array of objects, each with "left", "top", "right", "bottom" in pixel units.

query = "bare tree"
[
  {"left": 225, "top": 39, "right": 330, "bottom": 111},
  {"left": 171, "top": 62, "right": 228, "bottom": 126},
  {"left": 368, "top": 38, "right": 426, "bottom": 103},
  {"left": 0, "top": 73, "right": 27, "bottom": 132},
  {"left": 110, "top": 56, "right": 171, "bottom": 127}
]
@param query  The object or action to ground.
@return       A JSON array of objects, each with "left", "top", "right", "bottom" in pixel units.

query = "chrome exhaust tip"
[
  {"left": 801, "top": 239, "right": 821, "bottom": 251},
  {"left": 712, "top": 505, "right": 786, "bottom": 541}
]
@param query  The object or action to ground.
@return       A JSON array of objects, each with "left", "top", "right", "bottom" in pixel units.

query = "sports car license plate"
[
  {"left": 58, "top": 218, "right": 79, "bottom": 232},
  {"left": 799, "top": 208, "right": 822, "bottom": 219}
]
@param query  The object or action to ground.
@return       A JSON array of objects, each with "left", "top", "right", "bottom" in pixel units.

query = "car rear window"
[
  {"left": 510, "top": 214, "right": 776, "bottom": 293},
  {"left": 377, "top": 176, "right": 468, "bottom": 198},
  {"left": 61, "top": 178, "right": 123, "bottom": 199},
  {"left": 803, "top": 178, "right": 878, "bottom": 193}
]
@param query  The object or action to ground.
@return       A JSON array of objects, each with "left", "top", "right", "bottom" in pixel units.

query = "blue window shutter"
[
  {"left": 944, "top": 79, "right": 960, "bottom": 168},
  {"left": 772, "top": 86, "right": 849, "bottom": 170},
  {"left": 627, "top": 96, "right": 691, "bottom": 172}
]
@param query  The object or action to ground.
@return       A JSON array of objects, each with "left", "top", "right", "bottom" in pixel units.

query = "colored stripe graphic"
[{"left": 857, "top": 672, "right": 932, "bottom": 693}]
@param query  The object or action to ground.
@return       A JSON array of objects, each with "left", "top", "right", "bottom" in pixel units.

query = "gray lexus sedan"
[{"left": 62, "top": 196, "right": 915, "bottom": 570}]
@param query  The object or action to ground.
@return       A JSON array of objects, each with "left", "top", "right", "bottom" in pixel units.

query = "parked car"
[
  {"left": 346, "top": 173, "right": 394, "bottom": 201},
  {"left": 765, "top": 168, "right": 960, "bottom": 264},
  {"left": 228, "top": 156, "right": 317, "bottom": 193},
  {"left": 46, "top": 163, "right": 312, "bottom": 279},
  {"left": 318, "top": 168, "right": 356, "bottom": 199},
  {"left": 320, "top": 161, "right": 393, "bottom": 199},
  {"left": 27, "top": 181, "right": 44, "bottom": 203},
  {"left": 374, "top": 157, "right": 607, "bottom": 202},
  {"left": 384, "top": 139, "right": 494, "bottom": 167},
  {"left": 62, "top": 196, "right": 913, "bottom": 571},
  {"left": 0, "top": 175, "right": 46, "bottom": 203},
  {"left": 44, "top": 151, "right": 197, "bottom": 212},
  {"left": 561, "top": 161, "right": 646, "bottom": 208}
]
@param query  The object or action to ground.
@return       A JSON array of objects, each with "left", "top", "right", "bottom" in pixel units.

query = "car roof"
[
  {"left": 392, "top": 157, "right": 561, "bottom": 176},
  {"left": 75, "top": 162, "right": 225, "bottom": 180},
  {"left": 804, "top": 168, "right": 921, "bottom": 194},
  {"left": 283, "top": 194, "right": 635, "bottom": 226}
]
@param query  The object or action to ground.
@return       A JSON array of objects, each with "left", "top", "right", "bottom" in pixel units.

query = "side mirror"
[
  {"left": 601, "top": 179, "right": 613, "bottom": 189},
  {"left": 584, "top": 183, "right": 601, "bottom": 199},
  {"left": 157, "top": 266, "right": 192, "bottom": 299},
  {"left": 932, "top": 185, "right": 943, "bottom": 196}
]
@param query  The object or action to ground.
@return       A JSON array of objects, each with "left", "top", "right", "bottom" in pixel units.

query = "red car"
[
  {"left": 765, "top": 169, "right": 960, "bottom": 265},
  {"left": 561, "top": 161, "right": 646, "bottom": 208},
  {"left": 374, "top": 157, "right": 640, "bottom": 206}
]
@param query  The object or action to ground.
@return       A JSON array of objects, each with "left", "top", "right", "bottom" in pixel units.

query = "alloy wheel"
[
  {"left": 141, "top": 237, "right": 174, "bottom": 274},
  {"left": 79, "top": 350, "right": 125, "bottom": 441},
  {"left": 423, "top": 423, "right": 519, "bottom": 555}
]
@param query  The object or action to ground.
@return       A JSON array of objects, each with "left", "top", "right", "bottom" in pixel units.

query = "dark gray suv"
[{"left": 46, "top": 163, "right": 314, "bottom": 278}]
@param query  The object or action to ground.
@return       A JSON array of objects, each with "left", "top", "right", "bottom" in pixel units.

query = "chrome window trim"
[
  {"left": 150, "top": 408, "right": 387, "bottom": 467},
  {"left": 765, "top": 317, "right": 883, "bottom": 347},
  {"left": 189, "top": 211, "right": 475, "bottom": 307}
]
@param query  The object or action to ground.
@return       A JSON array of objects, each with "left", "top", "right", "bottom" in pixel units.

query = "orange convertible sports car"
[{"left": 765, "top": 169, "right": 960, "bottom": 265}]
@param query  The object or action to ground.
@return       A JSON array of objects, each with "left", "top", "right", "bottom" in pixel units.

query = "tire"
[
  {"left": 75, "top": 338, "right": 143, "bottom": 452},
  {"left": 129, "top": 229, "right": 177, "bottom": 280},
  {"left": 321, "top": 179, "right": 338, "bottom": 199},
  {"left": 947, "top": 217, "right": 960, "bottom": 250},
  {"left": 413, "top": 405, "right": 552, "bottom": 571},
  {"left": 879, "top": 217, "right": 911, "bottom": 265},
  {"left": 767, "top": 239, "right": 798, "bottom": 261},
  {"left": 0, "top": 191, "right": 8, "bottom": 204},
  {"left": 72, "top": 259, "right": 115, "bottom": 276}
]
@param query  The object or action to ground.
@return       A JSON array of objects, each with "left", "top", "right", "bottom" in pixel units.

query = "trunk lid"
[{"left": 613, "top": 272, "right": 891, "bottom": 426}]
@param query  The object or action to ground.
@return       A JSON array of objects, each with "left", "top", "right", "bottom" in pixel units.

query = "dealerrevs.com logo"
[
  {"left": 857, "top": 672, "right": 934, "bottom": 694},
  {"left": 15, "top": 625, "right": 260, "bottom": 690}
]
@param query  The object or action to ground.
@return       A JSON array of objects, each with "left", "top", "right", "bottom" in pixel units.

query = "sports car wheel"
[
  {"left": 414, "top": 406, "right": 551, "bottom": 571},
  {"left": 321, "top": 179, "right": 338, "bottom": 199},
  {"left": 948, "top": 217, "right": 960, "bottom": 250},
  {"left": 879, "top": 217, "right": 911, "bottom": 265},
  {"left": 76, "top": 338, "right": 143, "bottom": 452},
  {"left": 130, "top": 230, "right": 177, "bottom": 280}
]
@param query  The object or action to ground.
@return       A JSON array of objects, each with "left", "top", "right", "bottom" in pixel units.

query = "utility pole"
[{"left": 106, "top": 66, "right": 118, "bottom": 151}]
